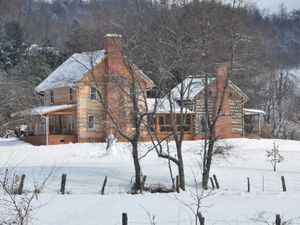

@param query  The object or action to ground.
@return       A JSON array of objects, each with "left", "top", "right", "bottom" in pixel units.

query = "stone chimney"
[
  {"left": 214, "top": 64, "right": 232, "bottom": 138},
  {"left": 104, "top": 34, "right": 123, "bottom": 75}
]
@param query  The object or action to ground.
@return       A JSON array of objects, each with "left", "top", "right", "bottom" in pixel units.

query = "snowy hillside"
[{"left": 0, "top": 138, "right": 300, "bottom": 224}]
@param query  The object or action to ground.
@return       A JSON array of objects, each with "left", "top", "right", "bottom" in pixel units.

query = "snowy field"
[{"left": 0, "top": 137, "right": 300, "bottom": 224}]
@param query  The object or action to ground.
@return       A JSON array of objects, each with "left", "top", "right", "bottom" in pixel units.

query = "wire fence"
[
  {"left": 112, "top": 214, "right": 300, "bottom": 225},
  {"left": 2, "top": 171, "right": 300, "bottom": 225}
]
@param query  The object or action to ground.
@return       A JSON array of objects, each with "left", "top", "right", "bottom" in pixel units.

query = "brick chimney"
[
  {"left": 104, "top": 34, "right": 123, "bottom": 75},
  {"left": 214, "top": 64, "right": 232, "bottom": 138},
  {"left": 103, "top": 34, "right": 125, "bottom": 139}
]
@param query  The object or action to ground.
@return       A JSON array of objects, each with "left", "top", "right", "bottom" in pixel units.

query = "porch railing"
[{"left": 151, "top": 124, "right": 193, "bottom": 134}]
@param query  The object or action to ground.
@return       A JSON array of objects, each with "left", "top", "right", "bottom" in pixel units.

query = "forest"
[{"left": 1, "top": 0, "right": 300, "bottom": 140}]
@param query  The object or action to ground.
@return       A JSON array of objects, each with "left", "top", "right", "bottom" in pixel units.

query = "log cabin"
[
  {"left": 147, "top": 65, "right": 265, "bottom": 141},
  {"left": 12, "top": 34, "right": 154, "bottom": 145},
  {"left": 12, "top": 35, "right": 265, "bottom": 145}
]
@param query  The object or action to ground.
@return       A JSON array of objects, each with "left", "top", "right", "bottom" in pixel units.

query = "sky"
[{"left": 254, "top": 0, "right": 300, "bottom": 13}]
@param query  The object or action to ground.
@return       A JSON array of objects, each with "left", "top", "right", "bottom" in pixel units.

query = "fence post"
[
  {"left": 281, "top": 176, "right": 287, "bottom": 192},
  {"left": 122, "top": 213, "right": 128, "bottom": 225},
  {"left": 101, "top": 176, "right": 107, "bottom": 195},
  {"left": 176, "top": 176, "right": 180, "bottom": 193},
  {"left": 247, "top": 177, "right": 250, "bottom": 192},
  {"left": 275, "top": 214, "right": 281, "bottom": 225},
  {"left": 213, "top": 174, "right": 219, "bottom": 189},
  {"left": 17, "top": 174, "right": 25, "bottom": 195},
  {"left": 210, "top": 177, "right": 215, "bottom": 190},
  {"left": 61, "top": 174, "right": 67, "bottom": 195}
]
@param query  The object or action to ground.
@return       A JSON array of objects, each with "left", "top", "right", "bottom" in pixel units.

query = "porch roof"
[
  {"left": 244, "top": 108, "right": 266, "bottom": 115},
  {"left": 11, "top": 104, "right": 77, "bottom": 117}
]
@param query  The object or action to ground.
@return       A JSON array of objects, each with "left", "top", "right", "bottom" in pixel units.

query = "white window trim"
[
  {"left": 67, "top": 115, "right": 75, "bottom": 130},
  {"left": 49, "top": 117, "right": 55, "bottom": 133},
  {"left": 132, "top": 118, "right": 136, "bottom": 129},
  {"left": 88, "top": 115, "right": 95, "bottom": 130},
  {"left": 129, "top": 87, "right": 133, "bottom": 101},
  {"left": 91, "top": 87, "right": 97, "bottom": 101}
]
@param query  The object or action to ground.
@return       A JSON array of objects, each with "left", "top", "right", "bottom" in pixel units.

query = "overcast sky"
[{"left": 254, "top": 0, "right": 300, "bottom": 13}]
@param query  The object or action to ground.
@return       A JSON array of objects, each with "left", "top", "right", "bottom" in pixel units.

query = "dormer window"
[
  {"left": 69, "top": 88, "right": 72, "bottom": 102},
  {"left": 50, "top": 90, "right": 53, "bottom": 104},
  {"left": 91, "top": 87, "right": 97, "bottom": 100}
]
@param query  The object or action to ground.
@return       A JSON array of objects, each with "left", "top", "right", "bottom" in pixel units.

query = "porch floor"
[{"left": 19, "top": 134, "right": 78, "bottom": 146}]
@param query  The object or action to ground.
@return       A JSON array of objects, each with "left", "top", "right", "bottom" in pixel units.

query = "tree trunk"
[
  {"left": 132, "top": 141, "right": 141, "bottom": 190},
  {"left": 202, "top": 169, "right": 209, "bottom": 190},
  {"left": 202, "top": 137, "right": 214, "bottom": 190},
  {"left": 176, "top": 141, "right": 185, "bottom": 191}
]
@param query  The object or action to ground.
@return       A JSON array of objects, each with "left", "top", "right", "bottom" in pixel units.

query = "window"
[
  {"left": 200, "top": 116, "right": 206, "bottom": 133},
  {"left": 69, "top": 88, "right": 72, "bottom": 102},
  {"left": 244, "top": 115, "right": 251, "bottom": 124},
  {"left": 129, "top": 87, "right": 133, "bottom": 101},
  {"left": 158, "top": 115, "right": 165, "bottom": 125},
  {"left": 149, "top": 115, "right": 156, "bottom": 132},
  {"left": 132, "top": 120, "right": 136, "bottom": 129},
  {"left": 91, "top": 87, "right": 96, "bottom": 100},
  {"left": 88, "top": 115, "right": 95, "bottom": 129},
  {"left": 49, "top": 117, "right": 55, "bottom": 134},
  {"left": 186, "top": 114, "right": 191, "bottom": 125},
  {"left": 67, "top": 116, "right": 75, "bottom": 130},
  {"left": 50, "top": 90, "right": 53, "bottom": 104}
]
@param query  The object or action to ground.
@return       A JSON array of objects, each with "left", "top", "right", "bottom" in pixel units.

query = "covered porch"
[
  {"left": 148, "top": 113, "right": 194, "bottom": 140},
  {"left": 146, "top": 98, "right": 195, "bottom": 140},
  {"left": 12, "top": 104, "right": 78, "bottom": 145},
  {"left": 243, "top": 108, "right": 266, "bottom": 138}
]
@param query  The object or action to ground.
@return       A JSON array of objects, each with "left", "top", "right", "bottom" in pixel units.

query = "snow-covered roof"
[
  {"left": 171, "top": 77, "right": 207, "bottom": 100},
  {"left": 171, "top": 76, "right": 249, "bottom": 102},
  {"left": 228, "top": 80, "right": 249, "bottom": 102},
  {"left": 244, "top": 108, "right": 266, "bottom": 115},
  {"left": 147, "top": 98, "right": 193, "bottom": 114},
  {"left": 105, "top": 34, "right": 122, "bottom": 37},
  {"left": 129, "top": 62, "right": 155, "bottom": 88},
  {"left": 36, "top": 50, "right": 106, "bottom": 92},
  {"left": 11, "top": 104, "right": 76, "bottom": 117}
]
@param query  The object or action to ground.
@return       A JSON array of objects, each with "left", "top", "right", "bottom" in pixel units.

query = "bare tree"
[
  {"left": 266, "top": 141, "right": 284, "bottom": 171},
  {"left": 0, "top": 165, "right": 58, "bottom": 225},
  {"left": 0, "top": 69, "right": 41, "bottom": 136},
  {"left": 198, "top": 0, "right": 259, "bottom": 189},
  {"left": 72, "top": 33, "right": 153, "bottom": 191},
  {"left": 136, "top": 1, "right": 205, "bottom": 191}
]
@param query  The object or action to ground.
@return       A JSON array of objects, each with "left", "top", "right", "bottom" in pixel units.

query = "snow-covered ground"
[{"left": 1, "top": 138, "right": 300, "bottom": 224}]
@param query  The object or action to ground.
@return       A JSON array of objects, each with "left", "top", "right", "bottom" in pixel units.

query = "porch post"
[
  {"left": 156, "top": 115, "right": 159, "bottom": 135},
  {"left": 190, "top": 114, "right": 193, "bottom": 135},
  {"left": 46, "top": 114, "right": 49, "bottom": 145},
  {"left": 18, "top": 121, "right": 21, "bottom": 137},
  {"left": 26, "top": 119, "right": 29, "bottom": 137},
  {"left": 258, "top": 114, "right": 261, "bottom": 135},
  {"left": 36, "top": 115, "right": 39, "bottom": 136}
]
